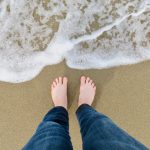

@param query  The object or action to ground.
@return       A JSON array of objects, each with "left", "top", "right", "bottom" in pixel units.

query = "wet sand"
[{"left": 0, "top": 61, "right": 150, "bottom": 150}]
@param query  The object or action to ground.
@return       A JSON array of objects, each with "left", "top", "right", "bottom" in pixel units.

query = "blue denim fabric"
[
  {"left": 23, "top": 104, "right": 149, "bottom": 150},
  {"left": 76, "top": 104, "right": 149, "bottom": 150},
  {"left": 23, "top": 106, "right": 73, "bottom": 150}
]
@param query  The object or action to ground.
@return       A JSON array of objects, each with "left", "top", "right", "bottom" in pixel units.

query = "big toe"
[
  {"left": 63, "top": 77, "right": 68, "bottom": 85},
  {"left": 58, "top": 77, "right": 63, "bottom": 84},
  {"left": 81, "top": 76, "right": 86, "bottom": 85}
]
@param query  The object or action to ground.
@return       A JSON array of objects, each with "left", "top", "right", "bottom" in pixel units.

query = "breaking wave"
[{"left": 0, "top": 0, "right": 150, "bottom": 83}]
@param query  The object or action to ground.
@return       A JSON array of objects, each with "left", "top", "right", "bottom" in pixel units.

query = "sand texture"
[{"left": 0, "top": 61, "right": 150, "bottom": 150}]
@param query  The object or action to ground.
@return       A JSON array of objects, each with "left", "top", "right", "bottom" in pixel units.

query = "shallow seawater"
[{"left": 0, "top": 0, "right": 150, "bottom": 83}]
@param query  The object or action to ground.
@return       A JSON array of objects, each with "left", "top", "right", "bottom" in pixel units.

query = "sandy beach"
[{"left": 0, "top": 61, "right": 150, "bottom": 150}]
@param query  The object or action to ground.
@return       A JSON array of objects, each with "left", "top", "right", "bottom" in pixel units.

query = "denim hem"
[
  {"left": 76, "top": 104, "right": 93, "bottom": 115},
  {"left": 43, "top": 106, "right": 68, "bottom": 122}
]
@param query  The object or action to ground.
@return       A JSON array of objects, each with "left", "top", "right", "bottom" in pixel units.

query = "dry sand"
[{"left": 0, "top": 61, "right": 150, "bottom": 150}]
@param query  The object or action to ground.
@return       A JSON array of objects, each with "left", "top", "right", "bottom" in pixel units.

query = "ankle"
[{"left": 54, "top": 104, "right": 67, "bottom": 110}]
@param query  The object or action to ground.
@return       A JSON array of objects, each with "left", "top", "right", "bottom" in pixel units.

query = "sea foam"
[{"left": 0, "top": 0, "right": 150, "bottom": 83}]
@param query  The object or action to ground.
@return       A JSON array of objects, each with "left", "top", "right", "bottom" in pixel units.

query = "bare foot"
[
  {"left": 78, "top": 76, "right": 96, "bottom": 107},
  {"left": 51, "top": 77, "right": 68, "bottom": 110}
]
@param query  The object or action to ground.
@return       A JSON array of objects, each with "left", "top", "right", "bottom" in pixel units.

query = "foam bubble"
[{"left": 0, "top": 0, "right": 150, "bottom": 83}]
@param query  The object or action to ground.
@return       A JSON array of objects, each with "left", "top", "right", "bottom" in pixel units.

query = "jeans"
[{"left": 22, "top": 104, "right": 149, "bottom": 150}]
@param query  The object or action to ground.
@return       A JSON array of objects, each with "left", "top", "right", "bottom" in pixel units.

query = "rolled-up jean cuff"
[{"left": 43, "top": 106, "right": 68, "bottom": 122}]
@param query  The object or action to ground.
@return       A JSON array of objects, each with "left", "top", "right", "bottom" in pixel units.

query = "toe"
[
  {"left": 91, "top": 82, "right": 95, "bottom": 87},
  {"left": 86, "top": 77, "right": 90, "bottom": 83},
  {"left": 81, "top": 76, "right": 86, "bottom": 85},
  {"left": 93, "top": 86, "right": 96, "bottom": 90},
  {"left": 53, "top": 81, "right": 57, "bottom": 86},
  {"left": 89, "top": 79, "right": 93, "bottom": 84},
  {"left": 63, "top": 77, "right": 68, "bottom": 84},
  {"left": 55, "top": 78, "right": 59, "bottom": 84},
  {"left": 59, "top": 77, "right": 62, "bottom": 84}
]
